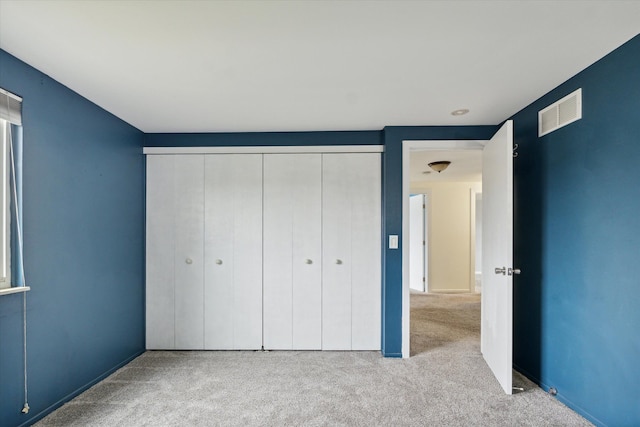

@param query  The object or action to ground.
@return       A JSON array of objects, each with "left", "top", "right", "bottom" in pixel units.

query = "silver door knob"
[
  {"left": 185, "top": 258, "right": 193, "bottom": 265},
  {"left": 305, "top": 259, "right": 313, "bottom": 264},
  {"left": 216, "top": 259, "right": 223, "bottom": 265},
  {"left": 508, "top": 268, "right": 521, "bottom": 275},
  {"left": 494, "top": 267, "right": 506, "bottom": 275},
  {"left": 336, "top": 259, "right": 343, "bottom": 265}
]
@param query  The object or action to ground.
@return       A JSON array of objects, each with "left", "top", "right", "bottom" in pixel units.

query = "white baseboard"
[{"left": 429, "top": 288, "right": 473, "bottom": 294}]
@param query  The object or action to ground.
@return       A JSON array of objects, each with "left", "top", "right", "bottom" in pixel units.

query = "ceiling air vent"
[{"left": 538, "top": 88, "right": 582, "bottom": 137}]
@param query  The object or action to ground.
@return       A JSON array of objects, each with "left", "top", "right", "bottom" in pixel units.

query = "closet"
[{"left": 145, "top": 147, "right": 381, "bottom": 351}]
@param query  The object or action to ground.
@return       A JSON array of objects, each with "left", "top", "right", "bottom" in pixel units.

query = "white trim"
[
  {"left": 1, "top": 119, "right": 9, "bottom": 287},
  {"left": 0, "top": 88, "right": 22, "bottom": 102},
  {"left": 429, "top": 289, "right": 473, "bottom": 294},
  {"left": 470, "top": 188, "right": 477, "bottom": 293},
  {"left": 401, "top": 139, "right": 487, "bottom": 359},
  {"left": 407, "top": 140, "right": 486, "bottom": 151},
  {"left": 0, "top": 286, "right": 30, "bottom": 296},
  {"left": 143, "top": 145, "right": 384, "bottom": 155}
]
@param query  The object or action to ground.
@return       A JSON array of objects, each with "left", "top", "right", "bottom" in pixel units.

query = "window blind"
[{"left": 0, "top": 87, "right": 22, "bottom": 125}]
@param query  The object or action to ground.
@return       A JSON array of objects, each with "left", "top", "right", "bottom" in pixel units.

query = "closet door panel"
[
  {"left": 203, "top": 155, "right": 234, "bottom": 349},
  {"left": 322, "top": 154, "right": 353, "bottom": 350},
  {"left": 263, "top": 154, "right": 322, "bottom": 350},
  {"left": 146, "top": 155, "right": 176, "bottom": 349},
  {"left": 263, "top": 155, "right": 293, "bottom": 349},
  {"left": 349, "top": 154, "right": 382, "bottom": 350},
  {"left": 173, "top": 155, "right": 205, "bottom": 349},
  {"left": 204, "top": 154, "right": 262, "bottom": 350},
  {"left": 322, "top": 153, "right": 381, "bottom": 351},
  {"left": 291, "top": 156, "right": 322, "bottom": 350},
  {"left": 231, "top": 155, "right": 263, "bottom": 349}
]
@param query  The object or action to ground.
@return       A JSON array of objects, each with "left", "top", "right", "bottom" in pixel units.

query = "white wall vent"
[{"left": 538, "top": 88, "right": 582, "bottom": 137}]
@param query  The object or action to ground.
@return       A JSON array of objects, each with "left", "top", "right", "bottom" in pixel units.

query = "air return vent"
[{"left": 538, "top": 88, "right": 582, "bottom": 137}]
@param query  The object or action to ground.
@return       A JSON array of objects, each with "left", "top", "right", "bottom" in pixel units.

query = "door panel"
[
  {"left": 409, "top": 195, "right": 425, "bottom": 292},
  {"left": 231, "top": 155, "right": 264, "bottom": 349},
  {"left": 146, "top": 155, "right": 176, "bottom": 349},
  {"left": 174, "top": 155, "right": 205, "bottom": 350},
  {"left": 481, "top": 120, "right": 514, "bottom": 394},
  {"left": 322, "top": 154, "right": 353, "bottom": 350},
  {"left": 322, "top": 153, "right": 381, "bottom": 350},
  {"left": 263, "top": 154, "right": 322, "bottom": 350},
  {"left": 349, "top": 154, "right": 382, "bottom": 350},
  {"left": 204, "top": 154, "right": 263, "bottom": 350}
]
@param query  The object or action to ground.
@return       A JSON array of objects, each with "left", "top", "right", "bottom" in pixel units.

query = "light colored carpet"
[{"left": 35, "top": 293, "right": 591, "bottom": 426}]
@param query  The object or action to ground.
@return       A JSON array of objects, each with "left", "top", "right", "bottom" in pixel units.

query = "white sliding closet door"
[
  {"left": 322, "top": 153, "right": 381, "bottom": 350},
  {"left": 146, "top": 154, "right": 204, "bottom": 350},
  {"left": 146, "top": 147, "right": 382, "bottom": 352},
  {"left": 263, "top": 154, "right": 322, "bottom": 350},
  {"left": 146, "top": 155, "right": 176, "bottom": 349},
  {"left": 174, "top": 155, "right": 205, "bottom": 349},
  {"left": 203, "top": 154, "right": 263, "bottom": 350}
]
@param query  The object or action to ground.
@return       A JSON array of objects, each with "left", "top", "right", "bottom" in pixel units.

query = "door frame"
[{"left": 401, "top": 139, "right": 487, "bottom": 358}]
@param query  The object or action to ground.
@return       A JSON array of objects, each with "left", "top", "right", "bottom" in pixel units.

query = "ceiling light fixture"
[
  {"left": 428, "top": 161, "right": 451, "bottom": 173},
  {"left": 451, "top": 109, "right": 469, "bottom": 116}
]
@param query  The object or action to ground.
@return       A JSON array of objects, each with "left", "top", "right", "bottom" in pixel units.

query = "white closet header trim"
[{"left": 143, "top": 145, "right": 384, "bottom": 155}]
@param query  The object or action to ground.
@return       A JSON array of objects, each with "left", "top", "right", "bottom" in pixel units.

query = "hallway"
[{"left": 410, "top": 292, "right": 480, "bottom": 356}]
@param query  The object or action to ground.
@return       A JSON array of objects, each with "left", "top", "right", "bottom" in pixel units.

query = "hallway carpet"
[{"left": 35, "top": 293, "right": 591, "bottom": 426}]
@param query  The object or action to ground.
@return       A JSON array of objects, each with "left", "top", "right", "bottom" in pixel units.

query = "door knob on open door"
[
  {"left": 508, "top": 268, "right": 521, "bottom": 275},
  {"left": 305, "top": 259, "right": 313, "bottom": 264},
  {"left": 494, "top": 267, "right": 506, "bottom": 275}
]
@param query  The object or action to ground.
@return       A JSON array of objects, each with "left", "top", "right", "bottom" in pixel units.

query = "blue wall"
[
  {"left": 512, "top": 34, "right": 640, "bottom": 426},
  {"left": 0, "top": 50, "right": 145, "bottom": 427},
  {"left": 380, "top": 126, "right": 497, "bottom": 356}
]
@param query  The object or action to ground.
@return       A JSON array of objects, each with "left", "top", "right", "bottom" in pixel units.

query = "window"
[
  {"left": 0, "top": 87, "right": 26, "bottom": 295},
  {"left": 0, "top": 118, "right": 10, "bottom": 289}
]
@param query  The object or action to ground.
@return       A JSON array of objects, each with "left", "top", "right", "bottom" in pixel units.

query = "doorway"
[
  {"left": 401, "top": 139, "right": 486, "bottom": 358},
  {"left": 401, "top": 122, "right": 516, "bottom": 395}
]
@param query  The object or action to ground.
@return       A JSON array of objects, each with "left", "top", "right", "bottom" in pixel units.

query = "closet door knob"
[
  {"left": 216, "top": 259, "right": 223, "bottom": 265},
  {"left": 185, "top": 258, "right": 193, "bottom": 265},
  {"left": 305, "top": 259, "right": 313, "bottom": 265},
  {"left": 336, "top": 259, "right": 343, "bottom": 265}
]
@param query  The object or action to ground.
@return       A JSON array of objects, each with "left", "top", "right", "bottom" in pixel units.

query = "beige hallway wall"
[{"left": 410, "top": 181, "right": 481, "bottom": 292}]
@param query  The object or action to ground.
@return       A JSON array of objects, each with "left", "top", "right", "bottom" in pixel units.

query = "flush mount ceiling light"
[
  {"left": 451, "top": 109, "right": 469, "bottom": 116},
  {"left": 428, "top": 161, "right": 451, "bottom": 173}
]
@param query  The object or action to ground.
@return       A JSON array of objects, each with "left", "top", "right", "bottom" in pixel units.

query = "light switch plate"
[{"left": 389, "top": 235, "right": 399, "bottom": 249}]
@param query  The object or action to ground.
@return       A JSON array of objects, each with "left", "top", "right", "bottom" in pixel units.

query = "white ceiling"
[
  {"left": 410, "top": 149, "right": 483, "bottom": 184},
  {"left": 0, "top": 1, "right": 638, "bottom": 133}
]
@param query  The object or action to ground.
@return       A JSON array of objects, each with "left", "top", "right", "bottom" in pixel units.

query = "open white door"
[
  {"left": 481, "top": 120, "right": 515, "bottom": 394},
  {"left": 409, "top": 195, "right": 425, "bottom": 292}
]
